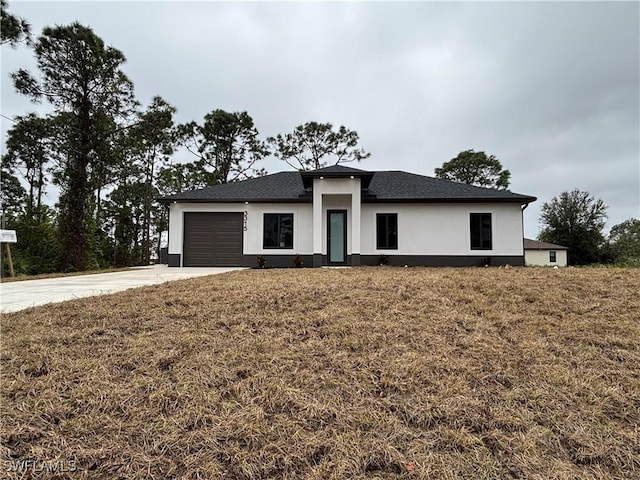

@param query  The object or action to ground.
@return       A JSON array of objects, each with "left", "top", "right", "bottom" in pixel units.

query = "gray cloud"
[{"left": 2, "top": 1, "right": 638, "bottom": 236}]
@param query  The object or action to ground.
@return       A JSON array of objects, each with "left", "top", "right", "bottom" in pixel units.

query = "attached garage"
[{"left": 182, "top": 212, "right": 243, "bottom": 266}]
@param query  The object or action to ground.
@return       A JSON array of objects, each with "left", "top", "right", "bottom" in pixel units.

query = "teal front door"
[{"left": 327, "top": 210, "right": 347, "bottom": 265}]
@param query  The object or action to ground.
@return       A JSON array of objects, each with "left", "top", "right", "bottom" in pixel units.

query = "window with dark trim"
[
  {"left": 263, "top": 214, "right": 293, "bottom": 249},
  {"left": 376, "top": 213, "right": 398, "bottom": 249},
  {"left": 470, "top": 213, "right": 492, "bottom": 250},
  {"left": 549, "top": 251, "right": 557, "bottom": 263}
]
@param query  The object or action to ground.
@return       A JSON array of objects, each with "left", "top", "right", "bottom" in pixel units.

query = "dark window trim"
[
  {"left": 470, "top": 212, "right": 493, "bottom": 250},
  {"left": 549, "top": 251, "right": 557, "bottom": 263},
  {"left": 263, "top": 213, "right": 294, "bottom": 249},
  {"left": 376, "top": 213, "right": 398, "bottom": 250}
]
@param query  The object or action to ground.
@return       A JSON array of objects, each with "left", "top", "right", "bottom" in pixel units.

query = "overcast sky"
[{"left": 2, "top": 0, "right": 638, "bottom": 237}]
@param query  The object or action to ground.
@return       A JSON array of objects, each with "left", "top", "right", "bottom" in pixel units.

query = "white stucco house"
[
  {"left": 159, "top": 165, "right": 537, "bottom": 268},
  {"left": 524, "top": 238, "right": 568, "bottom": 267}
]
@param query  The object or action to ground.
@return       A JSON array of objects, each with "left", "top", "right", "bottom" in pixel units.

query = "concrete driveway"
[{"left": 0, "top": 265, "right": 245, "bottom": 313}]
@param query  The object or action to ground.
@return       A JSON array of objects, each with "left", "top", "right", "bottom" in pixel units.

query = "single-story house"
[
  {"left": 524, "top": 238, "right": 568, "bottom": 267},
  {"left": 159, "top": 165, "right": 536, "bottom": 268}
]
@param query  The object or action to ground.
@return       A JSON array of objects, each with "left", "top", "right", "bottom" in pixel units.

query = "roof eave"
[
  {"left": 363, "top": 196, "right": 536, "bottom": 204},
  {"left": 301, "top": 171, "right": 375, "bottom": 189},
  {"left": 158, "top": 197, "right": 312, "bottom": 204},
  {"left": 161, "top": 196, "right": 535, "bottom": 205}
]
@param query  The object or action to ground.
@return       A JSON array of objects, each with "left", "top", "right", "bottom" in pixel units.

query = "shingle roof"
[
  {"left": 159, "top": 172, "right": 306, "bottom": 203},
  {"left": 300, "top": 164, "right": 375, "bottom": 189},
  {"left": 159, "top": 168, "right": 536, "bottom": 204},
  {"left": 366, "top": 171, "right": 535, "bottom": 202},
  {"left": 306, "top": 165, "right": 370, "bottom": 175},
  {"left": 524, "top": 238, "right": 568, "bottom": 250}
]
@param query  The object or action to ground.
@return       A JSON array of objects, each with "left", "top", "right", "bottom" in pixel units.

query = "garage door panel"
[{"left": 183, "top": 212, "right": 243, "bottom": 266}]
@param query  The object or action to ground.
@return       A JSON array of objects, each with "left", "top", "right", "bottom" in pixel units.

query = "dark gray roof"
[
  {"left": 366, "top": 171, "right": 535, "bottom": 202},
  {"left": 306, "top": 164, "right": 370, "bottom": 175},
  {"left": 159, "top": 172, "right": 306, "bottom": 203},
  {"left": 159, "top": 168, "right": 536, "bottom": 204},
  {"left": 524, "top": 238, "right": 568, "bottom": 250},
  {"left": 300, "top": 164, "right": 374, "bottom": 189}
]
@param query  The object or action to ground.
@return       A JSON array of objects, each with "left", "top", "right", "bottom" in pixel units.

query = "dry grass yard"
[{"left": 1, "top": 267, "right": 639, "bottom": 479}]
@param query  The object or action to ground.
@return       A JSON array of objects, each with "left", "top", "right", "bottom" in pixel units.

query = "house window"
[
  {"left": 377, "top": 213, "right": 398, "bottom": 249},
  {"left": 263, "top": 214, "right": 293, "bottom": 249},
  {"left": 470, "top": 213, "right": 492, "bottom": 250},
  {"left": 549, "top": 251, "right": 557, "bottom": 263}
]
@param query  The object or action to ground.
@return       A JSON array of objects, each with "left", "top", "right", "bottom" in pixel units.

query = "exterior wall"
[
  {"left": 167, "top": 202, "right": 313, "bottom": 266},
  {"left": 168, "top": 194, "right": 527, "bottom": 267},
  {"left": 312, "top": 177, "right": 361, "bottom": 265},
  {"left": 361, "top": 203, "right": 524, "bottom": 257},
  {"left": 525, "top": 249, "right": 568, "bottom": 267},
  {"left": 246, "top": 204, "right": 313, "bottom": 255}
]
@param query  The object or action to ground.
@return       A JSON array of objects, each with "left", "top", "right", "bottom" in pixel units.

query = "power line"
[
  {"left": 2, "top": 112, "right": 157, "bottom": 138},
  {"left": 0, "top": 113, "right": 18, "bottom": 124}
]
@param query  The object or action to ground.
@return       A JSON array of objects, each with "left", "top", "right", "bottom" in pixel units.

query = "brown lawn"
[{"left": 1, "top": 267, "right": 639, "bottom": 479}]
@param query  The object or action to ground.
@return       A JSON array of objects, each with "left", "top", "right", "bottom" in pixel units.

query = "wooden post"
[{"left": 3, "top": 243, "right": 15, "bottom": 278}]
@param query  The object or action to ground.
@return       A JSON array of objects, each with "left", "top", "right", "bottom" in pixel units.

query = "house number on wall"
[{"left": 243, "top": 211, "right": 248, "bottom": 232}]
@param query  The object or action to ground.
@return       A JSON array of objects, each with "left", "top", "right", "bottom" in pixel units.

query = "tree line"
[{"left": 0, "top": 3, "right": 369, "bottom": 275}]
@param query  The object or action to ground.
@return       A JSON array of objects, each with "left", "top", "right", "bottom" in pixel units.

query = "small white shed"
[{"left": 524, "top": 238, "right": 568, "bottom": 267}]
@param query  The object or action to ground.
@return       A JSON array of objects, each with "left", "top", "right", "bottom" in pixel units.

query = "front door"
[{"left": 327, "top": 210, "right": 347, "bottom": 265}]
